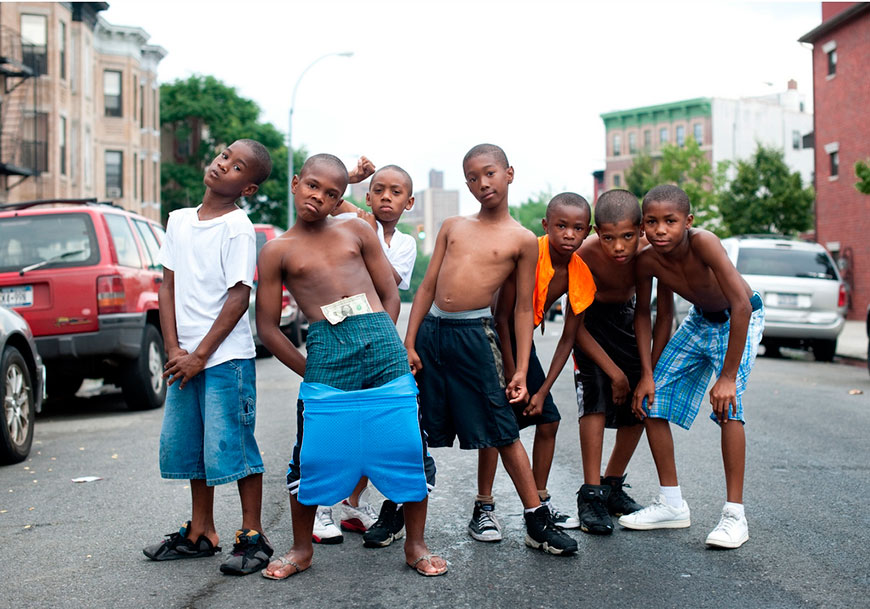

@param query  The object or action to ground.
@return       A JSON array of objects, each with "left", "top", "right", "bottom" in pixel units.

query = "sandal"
[
  {"left": 407, "top": 554, "right": 448, "bottom": 577},
  {"left": 261, "top": 555, "right": 310, "bottom": 580},
  {"left": 143, "top": 521, "right": 221, "bottom": 561}
]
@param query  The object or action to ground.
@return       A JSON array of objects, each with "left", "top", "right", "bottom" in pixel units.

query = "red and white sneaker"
[
  {"left": 340, "top": 488, "right": 379, "bottom": 532},
  {"left": 313, "top": 506, "right": 343, "bottom": 544}
]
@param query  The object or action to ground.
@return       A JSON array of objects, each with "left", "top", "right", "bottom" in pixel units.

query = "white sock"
[
  {"left": 725, "top": 501, "right": 744, "bottom": 518},
  {"left": 524, "top": 505, "right": 541, "bottom": 514},
  {"left": 660, "top": 485, "right": 683, "bottom": 508}
]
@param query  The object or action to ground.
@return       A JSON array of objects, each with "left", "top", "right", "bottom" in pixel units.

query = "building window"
[
  {"left": 140, "top": 157, "right": 145, "bottom": 201},
  {"left": 643, "top": 130, "right": 651, "bottom": 150},
  {"left": 104, "top": 70, "right": 122, "bottom": 117},
  {"left": 613, "top": 174, "right": 621, "bottom": 188},
  {"left": 676, "top": 125, "right": 685, "bottom": 147},
  {"left": 59, "top": 21, "right": 67, "bottom": 80},
  {"left": 829, "top": 151, "right": 839, "bottom": 178},
  {"left": 59, "top": 116, "right": 67, "bottom": 175},
  {"left": 693, "top": 123, "right": 703, "bottom": 144},
  {"left": 628, "top": 132, "right": 637, "bottom": 154},
  {"left": 153, "top": 89, "right": 158, "bottom": 130},
  {"left": 20, "top": 14, "right": 47, "bottom": 76},
  {"left": 133, "top": 76, "right": 138, "bottom": 124},
  {"left": 139, "top": 82, "right": 145, "bottom": 127},
  {"left": 827, "top": 49, "right": 837, "bottom": 76},
  {"left": 613, "top": 134, "right": 621, "bottom": 156},
  {"left": 106, "top": 150, "right": 123, "bottom": 198},
  {"left": 660, "top": 127, "right": 669, "bottom": 146},
  {"left": 792, "top": 130, "right": 801, "bottom": 150},
  {"left": 133, "top": 153, "right": 138, "bottom": 200},
  {"left": 22, "top": 112, "right": 48, "bottom": 171}
]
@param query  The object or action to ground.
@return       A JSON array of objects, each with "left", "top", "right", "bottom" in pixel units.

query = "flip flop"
[
  {"left": 407, "top": 554, "right": 448, "bottom": 577},
  {"left": 261, "top": 555, "right": 309, "bottom": 580}
]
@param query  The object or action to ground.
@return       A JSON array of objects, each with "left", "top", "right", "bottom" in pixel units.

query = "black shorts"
[
  {"left": 511, "top": 341, "right": 561, "bottom": 430},
  {"left": 573, "top": 298, "right": 643, "bottom": 429},
  {"left": 415, "top": 314, "right": 520, "bottom": 450}
]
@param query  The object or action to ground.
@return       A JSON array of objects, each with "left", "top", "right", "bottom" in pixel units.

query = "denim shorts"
[{"left": 159, "top": 358, "right": 264, "bottom": 486}]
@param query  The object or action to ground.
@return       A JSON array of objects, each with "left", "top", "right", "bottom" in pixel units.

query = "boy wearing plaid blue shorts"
[{"left": 621, "top": 185, "right": 764, "bottom": 550}]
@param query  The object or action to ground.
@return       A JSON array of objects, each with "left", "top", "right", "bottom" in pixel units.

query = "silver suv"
[{"left": 721, "top": 236, "right": 846, "bottom": 361}]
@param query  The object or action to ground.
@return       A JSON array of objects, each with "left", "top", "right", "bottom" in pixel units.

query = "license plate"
[
  {"left": 0, "top": 285, "right": 33, "bottom": 307},
  {"left": 776, "top": 293, "right": 798, "bottom": 306}
]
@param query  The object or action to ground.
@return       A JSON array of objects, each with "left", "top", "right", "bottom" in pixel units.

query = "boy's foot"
[
  {"left": 261, "top": 552, "right": 312, "bottom": 580},
  {"left": 143, "top": 520, "right": 221, "bottom": 561},
  {"left": 524, "top": 505, "right": 578, "bottom": 556},
  {"left": 468, "top": 500, "right": 503, "bottom": 542},
  {"left": 542, "top": 497, "right": 580, "bottom": 529},
  {"left": 618, "top": 495, "right": 691, "bottom": 530},
  {"left": 705, "top": 505, "right": 749, "bottom": 549},
  {"left": 363, "top": 500, "right": 405, "bottom": 548},
  {"left": 340, "top": 489, "right": 379, "bottom": 532},
  {"left": 577, "top": 484, "right": 614, "bottom": 535},
  {"left": 313, "top": 506, "right": 343, "bottom": 544},
  {"left": 220, "top": 529, "right": 274, "bottom": 575},
  {"left": 601, "top": 475, "right": 643, "bottom": 516}
]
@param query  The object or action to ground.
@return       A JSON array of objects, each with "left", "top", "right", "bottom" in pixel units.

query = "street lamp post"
[{"left": 287, "top": 51, "right": 354, "bottom": 227}]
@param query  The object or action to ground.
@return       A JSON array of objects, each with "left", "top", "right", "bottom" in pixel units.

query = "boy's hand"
[
  {"left": 524, "top": 391, "right": 545, "bottom": 417},
  {"left": 610, "top": 371, "right": 631, "bottom": 405},
  {"left": 164, "top": 351, "right": 206, "bottom": 389},
  {"left": 348, "top": 156, "right": 375, "bottom": 184},
  {"left": 632, "top": 374, "right": 655, "bottom": 420},
  {"left": 406, "top": 347, "right": 423, "bottom": 376},
  {"left": 709, "top": 376, "right": 737, "bottom": 423},
  {"left": 166, "top": 346, "right": 188, "bottom": 361},
  {"left": 506, "top": 372, "right": 529, "bottom": 404}
]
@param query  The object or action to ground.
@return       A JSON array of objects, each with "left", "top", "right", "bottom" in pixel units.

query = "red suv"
[{"left": 0, "top": 199, "right": 166, "bottom": 410}]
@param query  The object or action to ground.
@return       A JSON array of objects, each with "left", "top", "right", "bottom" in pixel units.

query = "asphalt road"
[{"left": 2, "top": 307, "right": 869, "bottom": 609}]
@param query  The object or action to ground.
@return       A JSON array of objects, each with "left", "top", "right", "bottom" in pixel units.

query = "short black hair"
[
  {"left": 643, "top": 184, "right": 691, "bottom": 215},
  {"left": 594, "top": 189, "right": 641, "bottom": 227},
  {"left": 371, "top": 164, "right": 413, "bottom": 192},
  {"left": 463, "top": 143, "right": 509, "bottom": 170},
  {"left": 300, "top": 153, "right": 349, "bottom": 191},
  {"left": 235, "top": 138, "right": 272, "bottom": 185},
  {"left": 547, "top": 192, "right": 590, "bottom": 222}
]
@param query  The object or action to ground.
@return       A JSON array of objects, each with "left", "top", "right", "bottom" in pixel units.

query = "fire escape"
[{"left": 0, "top": 24, "right": 39, "bottom": 200}]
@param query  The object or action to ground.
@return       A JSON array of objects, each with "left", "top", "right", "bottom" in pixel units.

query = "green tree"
[
  {"left": 404, "top": 250, "right": 430, "bottom": 302},
  {"left": 160, "top": 75, "right": 306, "bottom": 227},
  {"left": 718, "top": 144, "right": 814, "bottom": 236},
  {"left": 510, "top": 191, "right": 550, "bottom": 236},
  {"left": 855, "top": 159, "right": 870, "bottom": 195}
]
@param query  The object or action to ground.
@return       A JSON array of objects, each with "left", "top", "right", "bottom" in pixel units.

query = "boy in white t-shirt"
[
  {"left": 327, "top": 164, "right": 418, "bottom": 547},
  {"left": 143, "top": 139, "right": 274, "bottom": 576}
]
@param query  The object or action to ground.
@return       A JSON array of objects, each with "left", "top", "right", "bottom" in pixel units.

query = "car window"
[
  {"left": 736, "top": 247, "right": 838, "bottom": 280},
  {"left": 0, "top": 212, "right": 99, "bottom": 272},
  {"left": 256, "top": 231, "right": 268, "bottom": 257},
  {"left": 133, "top": 219, "right": 161, "bottom": 270},
  {"left": 104, "top": 214, "right": 142, "bottom": 268},
  {"left": 149, "top": 222, "right": 165, "bottom": 245}
]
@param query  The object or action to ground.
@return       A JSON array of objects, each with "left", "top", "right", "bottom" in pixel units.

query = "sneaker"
[
  {"left": 577, "top": 484, "right": 614, "bottom": 535},
  {"left": 340, "top": 489, "right": 379, "bottom": 533},
  {"left": 602, "top": 475, "right": 643, "bottom": 516},
  {"left": 467, "top": 500, "right": 503, "bottom": 542},
  {"left": 542, "top": 497, "right": 580, "bottom": 529},
  {"left": 705, "top": 505, "right": 749, "bottom": 549},
  {"left": 219, "top": 529, "right": 274, "bottom": 575},
  {"left": 143, "top": 521, "right": 221, "bottom": 561},
  {"left": 618, "top": 495, "right": 691, "bottom": 530},
  {"left": 524, "top": 505, "right": 578, "bottom": 555},
  {"left": 363, "top": 500, "right": 405, "bottom": 548},
  {"left": 312, "top": 506, "right": 344, "bottom": 544}
]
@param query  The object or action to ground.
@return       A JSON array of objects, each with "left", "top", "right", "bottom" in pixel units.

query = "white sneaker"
[
  {"left": 340, "top": 488, "right": 379, "bottom": 532},
  {"left": 312, "top": 506, "right": 343, "bottom": 544},
  {"left": 705, "top": 505, "right": 749, "bottom": 549},
  {"left": 618, "top": 495, "right": 691, "bottom": 530}
]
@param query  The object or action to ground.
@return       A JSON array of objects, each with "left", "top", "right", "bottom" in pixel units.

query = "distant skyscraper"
[
  {"left": 410, "top": 169, "right": 459, "bottom": 255},
  {"left": 429, "top": 169, "right": 443, "bottom": 189}
]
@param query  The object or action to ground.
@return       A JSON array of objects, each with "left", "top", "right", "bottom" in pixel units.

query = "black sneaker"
[
  {"left": 524, "top": 505, "right": 578, "bottom": 555},
  {"left": 219, "top": 529, "right": 274, "bottom": 575},
  {"left": 602, "top": 475, "right": 643, "bottom": 516},
  {"left": 468, "top": 500, "right": 503, "bottom": 542},
  {"left": 143, "top": 520, "right": 221, "bottom": 561},
  {"left": 542, "top": 497, "right": 580, "bottom": 529},
  {"left": 577, "top": 484, "right": 614, "bottom": 535},
  {"left": 363, "top": 500, "right": 405, "bottom": 548}
]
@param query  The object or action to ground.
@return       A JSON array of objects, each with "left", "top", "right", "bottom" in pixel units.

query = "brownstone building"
[{"left": 800, "top": 2, "right": 870, "bottom": 319}]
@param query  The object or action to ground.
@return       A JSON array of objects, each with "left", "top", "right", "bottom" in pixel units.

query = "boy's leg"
[
  {"left": 263, "top": 493, "right": 316, "bottom": 579},
  {"left": 578, "top": 413, "right": 605, "bottom": 484},
  {"left": 348, "top": 477, "right": 369, "bottom": 506},
  {"left": 189, "top": 479, "right": 219, "bottom": 546},
  {"left": 721, "top": 421, "right": 745, "bottom": 504},
  {"left": 403, "top": 498, "right": 447, "bottom": 576},
  {"left": 531, "top": 420, "right": 558, "bottom": 491},
  {"left": 238, "top": 473, "right": 264, "bottom": 532},
  {"left": 603, "top": 424, "right": 644, "bottom": 479},
  {"left": 644, "top": 417, "right": 678, "bottom": 486},
  {"left": 496, "top": 440, "right": 540, "bottom": 508},
  {"left": 477, "top": 448, "right": 498, "bottom": 497},
  {"left": 576, "top": 413, "right": 614, "bottom": 535}
]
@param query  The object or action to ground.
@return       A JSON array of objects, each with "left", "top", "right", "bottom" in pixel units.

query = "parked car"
[
  {"left": 0, "top": 305, "right": 44, "bottom": 464},
  {"left": 721, "top": 236, "right": 847, "bottom": 361},
  {"left": 0, "top": 199, "right": 167, "bottom": 409},
  {"left": 250, "top": 224, "right": 307, "bottom": 353}
]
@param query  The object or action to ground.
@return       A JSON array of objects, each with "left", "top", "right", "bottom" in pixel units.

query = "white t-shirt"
[
  {"left": 334, "top": 213, "right": 417, "bottom": 290},
  {"left": 158, "top": 206, "right": 256, "bottom": 368}
]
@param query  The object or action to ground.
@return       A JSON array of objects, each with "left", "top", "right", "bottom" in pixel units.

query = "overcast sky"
[{"left": 103, "top": 0, "right": 821, "bottom": 214}]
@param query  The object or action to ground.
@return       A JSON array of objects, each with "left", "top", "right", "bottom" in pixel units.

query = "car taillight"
[
  {"left": 838, "top": 284, "right": 847, "bottom": 308},
  {"left": 281, "top": 289, "right": 291, "bottom": 309},
  {"left": 97, "top": 275, "right": 126, "bottom": 313}
]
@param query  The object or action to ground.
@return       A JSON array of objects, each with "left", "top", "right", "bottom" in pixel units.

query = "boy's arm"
[
  {"left": 359, "top": 225, "right": 400, "bottom": 323},
  {"left": 527, "top": 306, "right": 583, "bottom": 416},
  {"left": 632, "top": 257, "right": 656, "bottom": 420},
  {"left": 157, "top": 267, "right": 185, "bottom": 360},
  {"left": 256, "top": 241, "right": 307, "bottom": 377},
  {"left": 574, "top": 311, "right": 631, "bottom": 405},
  {"left": 651, "top": 280, "right": 674, "bottom": 367},
  {"left": 332, "top": 199, "right": 378, "bottom": 231},
  {"left": 404, "top": 218, "right": 453, "bottom": 374},
  {"left": 507, "top": 234, "right": 539, "bottom": 404},
  {"left": 493, "top": 270, "right": 518, "bottom": 382},
  {"left": 348, "top": 155, "right": 375, "bottom": 184},
  {"left": 698, "top": 233, "right": 752, "bottom": 422}
]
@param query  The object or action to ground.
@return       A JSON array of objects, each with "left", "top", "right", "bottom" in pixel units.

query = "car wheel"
[
  {"left": 812, "top": 339, "right": 837, "bottom": 362},
  {"left": 0, "top": 346, "right": 35, "bottom": 464},
  {"left": 121, "top": 324, "right": 167, "bottom": 410}
]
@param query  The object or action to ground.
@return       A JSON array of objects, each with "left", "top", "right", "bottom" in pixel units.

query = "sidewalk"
[{"left": 837, "top": 320, "right": 867, "bottom": 360}]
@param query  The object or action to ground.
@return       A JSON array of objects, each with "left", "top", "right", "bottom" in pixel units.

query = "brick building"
[
  {"left": 0, "top": 3, "right": 165, "bottom": 220},
  {"left": 799, "top": 2, "right": 870, "bottom": 320}
]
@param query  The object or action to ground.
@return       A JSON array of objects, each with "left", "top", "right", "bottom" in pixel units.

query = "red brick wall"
[{"left": 812, "top": 8, "right": 870, "bottom": 319}]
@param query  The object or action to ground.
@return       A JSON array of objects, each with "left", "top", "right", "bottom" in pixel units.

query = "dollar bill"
[{"left": 321, "top": 293, "right": 373, "bottom": 325}]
